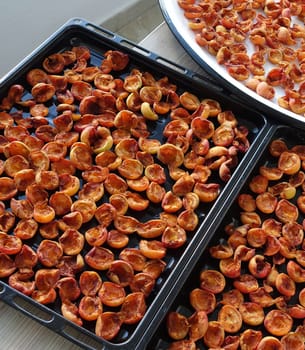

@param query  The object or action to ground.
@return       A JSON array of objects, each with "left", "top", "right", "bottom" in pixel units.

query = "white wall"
[{"left": 0, "top": 0, "right": 139, "bottom": 78}]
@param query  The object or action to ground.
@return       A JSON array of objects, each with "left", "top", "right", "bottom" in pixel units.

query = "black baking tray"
[
  {"left": 146, "top": 124, "right": 305, "bottom": 350},
  {"left": 0, "top": 18, "right": 272, "bottom": 350}
]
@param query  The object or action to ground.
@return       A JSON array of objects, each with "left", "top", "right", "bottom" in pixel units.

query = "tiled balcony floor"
[{"left": 101, "top": 0, "right": 164, "bottom": 43}]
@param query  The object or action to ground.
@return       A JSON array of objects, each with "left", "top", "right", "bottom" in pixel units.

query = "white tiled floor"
[{"left": 101, "top": 0, "right": 164, "bottom": 43}]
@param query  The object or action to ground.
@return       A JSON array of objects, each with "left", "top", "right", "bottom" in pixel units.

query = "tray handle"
[
  {"left": 0, "top": 283, "right": 55, "bottom": 326},
  {"left": 0, "top": 282, "right": 105, "bottom": 350},
  {"left": 61, "top": 324, "right": 107, "bottom": 350}
]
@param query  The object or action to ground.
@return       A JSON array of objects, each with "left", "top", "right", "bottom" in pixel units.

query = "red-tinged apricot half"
[
  {"left": 188, "top": 310, "right": 208, "bottom": 341},
  {"left": 218, "top": 304, "right": 242, "bottom": 333},
  {"left": 0, "top": 253, "right": 16, "bottom": 277},
  {"left": 264, "top": 309, "right": 293, "bottom": 336},
  {"left": 0, "top": 177, "right": 17, "bottom": 201},
  {"left": 278, "top": 151, "right": 301, "bottom": 175},
  {"left": 281, "top": 332, "right": 304, "bottom": 350},
  {"left": 106, "top": 260, "right": 134, "bottom": 287},
  {"left": 200, "top": 269, "right": 226, "bottom": 294},
  {"left": 257, "top": 336, "right": 283, "bottom": 350},
  {"left": 85, "top": 247, "right": 114, "bottom": 271},
  {"left": 79, "top": 270, "right": 102, "bottom": 297},
  {"left": 157, "top": 143, "right": 185, "bottom": 168},
  {"left": 162, "top": 224, "right": 187, "bottom": 249},
  {"left": 98, "top": 281, "right": 126, "bottom": 307},
  {"left": 167, "top": 311, "right": 189, "bottom": 340},
  {"left": 219, "top": 257, "right": 241, "bottom": 279},
  {"left": 189, "top": 288, "right": 216, "bottom": 314},
  {"left": 95, "top": 312, "right": 121, "bottom": 341},
  {"left": 37, "top": 240, "right": 63, "bottom": 267},
  {"left": 239, "top": 302, "right": 264, "bottom": 326},
  {"left": 120, "top": 291, "right": 146, "bottom": 325},
  {"left": 79, "top": 295, "right": 102, "bottom": 321},
  {"left": 203, "top": 321, "right": 225, "bottom": 348},
  {"left": 139, "top": 239, "right": 167, "bottom": 259}
]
